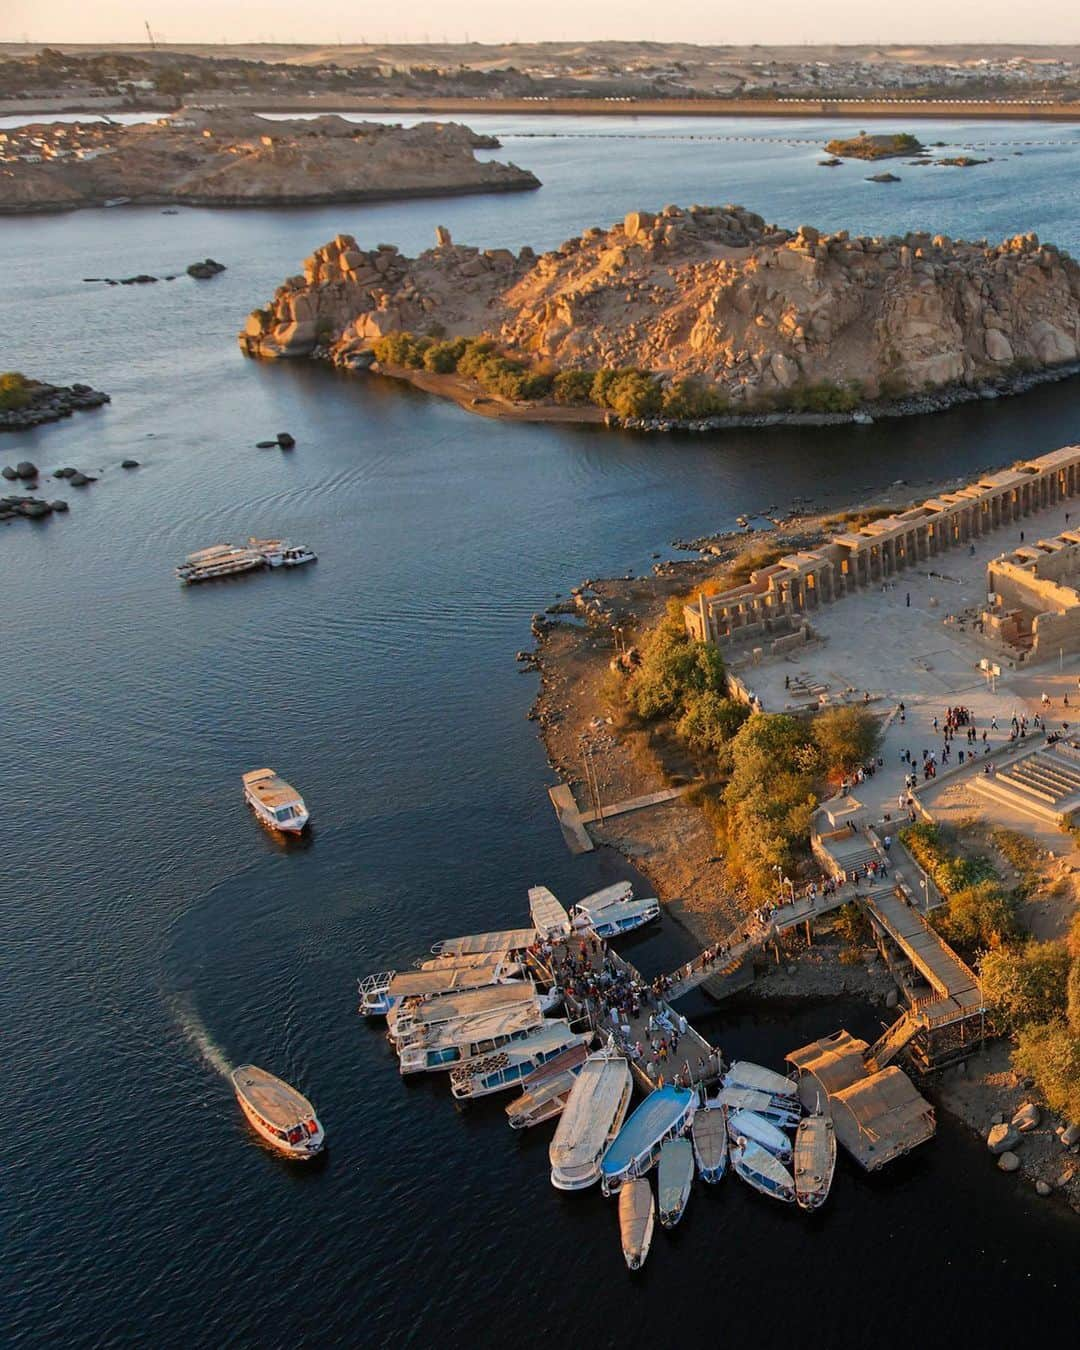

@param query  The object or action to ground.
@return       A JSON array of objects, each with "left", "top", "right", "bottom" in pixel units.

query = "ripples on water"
[{"left": 3, "top": 114, "right": 1080, "bottom": 1346}]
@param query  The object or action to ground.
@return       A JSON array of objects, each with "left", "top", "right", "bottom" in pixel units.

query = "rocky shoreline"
[
  {"left": 0, "top": 380, "right": 110, "bottom": 433},
  {"left": 242, "top": 208, "right": 1080, "bottom": 433}
]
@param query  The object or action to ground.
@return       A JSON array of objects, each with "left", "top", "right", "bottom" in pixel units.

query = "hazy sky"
[{"left": 4, "top": 1, "right": 1080, "bottom": 47}]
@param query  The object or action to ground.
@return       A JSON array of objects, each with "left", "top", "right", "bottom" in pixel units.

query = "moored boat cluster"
[{"left": 359, "top": 881, "right": 838, "bottom": 1271}]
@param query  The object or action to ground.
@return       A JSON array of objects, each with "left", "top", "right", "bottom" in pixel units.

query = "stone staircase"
[{"left": 973, "top": 746, "right": 1080, "bottom": 825}]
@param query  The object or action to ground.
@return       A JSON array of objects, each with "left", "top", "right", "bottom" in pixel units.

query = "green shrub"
[
  {"left": 422, "top": 337, "right": 468, "bottom": 373},
  {"left": 1013, "top": 1018, "right": 1080, "bottom": 1124},
  {"left": 661, "top": 378, "right": 731, "bottom": 419},
  {"left": 979, "top": 940, "right": 1071, "bottom": 1028},
  {"left": 455, "top": 338, "right": 497, "bottom": 379},
  {"left": 626, "top": 599, "right": 727, "bottom": 722},
  {"left": 552, "top": 369, "right": 595, "bottom": 405},
  {"left": 0, "top": 371, "right": 31, "bottom": 411},
  {"left": 931, "top": 878, "right": 1017, "bottom": 951},
  {"left": 675, "top": 690, "right": 749, "bottom": 754},
  {"left": 371, "top": 331, "right": 432, "bottom": 369}
]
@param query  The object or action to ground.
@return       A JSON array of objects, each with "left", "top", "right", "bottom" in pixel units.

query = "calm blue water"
[{"left": 3, "top": 115, "right": 1079, "bottom": 1347}]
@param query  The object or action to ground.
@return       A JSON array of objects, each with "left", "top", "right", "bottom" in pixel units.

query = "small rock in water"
[
  {"left": 256, "top": 440, "right": 278, "bottom": 449},
  {"left": 997, "top": 1151, "right": 1020, "bottom": 1173},
  {"left": 15, "top": 461, "right": 38, "bottom": 480},
  {"left": 187, "top": 258, "right": 226, "bottom": 279},
  {"left": 50, "top": 499, "right": 69, "bottom": 512},
  {"left": 987, "top": 1122, "right": 1020, "bottom": 1154},
  {"left": 121, "top": 459, "right": 140, "bottom": 469},
  {"left": 276, "top": 432, "right": 296, "bottom": 449},
  {"left": 1035, "top": 1179, "right": 1053, "bottom": 1196}
]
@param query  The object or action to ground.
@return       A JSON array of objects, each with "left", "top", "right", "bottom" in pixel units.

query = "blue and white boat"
[
  {"left": 449, "top": 1024, "right": 591, "bottom": 1100},
  {"left": 600, "top": 1085, "right": 696, "bottom": 1196},
  {"left": 357, "top": 955, "right": 523, "bottom": 1016},
  {"left": 731, "top": 1135, "right": 795, "bottom": 1204},
  {"left": 572, "top": 889, "right": 661, "bottom": 939},
  {"left": 709, "top": 1086, "right": 801, "bottom": 1130},
  {"left": 691, "top": 1104, "right": 728, "bottom": 1182},
  {"left": 727, "top": 1109, "right": 793, "bottom": 1162},
  {"left": 397, "top": 1003, "right": 546, "bottom": 1075}
]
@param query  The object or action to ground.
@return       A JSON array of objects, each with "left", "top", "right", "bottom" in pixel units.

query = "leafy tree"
[
  {"left": 422, "top": 337, "right": 468, "bottom": 374},
  {"left": 811, "top": 706, "right": 880, "bottom": 776},
  {"left": 979, "top": 940, "right": 1071, "bottom": 1028},
  {"left": 676, "top": 690, "right": 749, "bottom": 754},
  {"left": 932, "top": 878, "right": 1017, "bottom": 952}
]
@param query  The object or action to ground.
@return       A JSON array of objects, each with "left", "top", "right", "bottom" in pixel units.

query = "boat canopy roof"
[
  {"left": 416, "top": 950, "right": 519, "bottom": 974},
  {"left": 586, "top": 896, "right": 658, "bottom": 922},
  {"left": 242, "top": 769, "right": 304, "bottom": 809},
  {"left": 394, "top": 983, "right": 538, "bottom": 1027},
  {"left": 551, "top": 1054, "right": 631, "bottom": 1165},
  {"left": 406, "top": 1003, "right": 540, "bottom": 1049},
  {"left": 658, "top": 1137, "right": 694, "bottom": 1206},
  {"left": 577, "top": 882, "right": 633, "bottom": 912},
  {"left": 528, "top": 886, "right": 572, "bottom": 938},
  {"left": 184, "top": 543, "right": 241, "bottom": 564},
  {"left": 231, "top": 1064, "right": 315, "bottom": 1130},
  {"left": 383, "top": 960, "right": 512, "bottom": 999},
  {"left": 455, "top": 1022, "right": 580, "bottom": 1074},
  {"left": 432, "top": 928, "right": 537, "bottom": 957},
  {"left": 735, "top": 1137, "right": 793, "bottom": 1188},
  {"left": 601, "top": 1087, "right": 694, "bottom": 1175}
]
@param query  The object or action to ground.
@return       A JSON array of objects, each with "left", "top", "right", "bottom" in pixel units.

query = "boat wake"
[{"left": 171, "top": 994, "right": 234, "bottom": 1080}]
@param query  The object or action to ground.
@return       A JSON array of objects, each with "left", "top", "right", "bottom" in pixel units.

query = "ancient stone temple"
[{"left": 686, "top": 444, "right": 1080, "bottom": 662}]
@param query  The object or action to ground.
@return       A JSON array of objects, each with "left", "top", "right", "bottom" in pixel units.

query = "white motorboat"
[
  {"left": 282, "top": 545, "right": 317, "bottom": 567},
  {"left": 387, "top": 981, "right": 536, "bottom": 1044},
  {"left": 242, "top": 768, "right": 309, "bottom": 833},
  {"left": 731, "top": 1135, "right": 795, "bottom": 1204},
  {"left": 430, "top": 928, "right": 537, "bottom": 958},
  {"left": 528, "top": 885, "right": 572, "bottom": 939},
  {"left": 722, "top": 1060, "right": 799, "bottom": 1100},
  {"left": 549, "top": 1045, "right": 633, "bottom": 1190},
  {"left": 505, "top": 1041, "right": 590, "bottom": 1130},
  {"left": 177, "top": 543, "right": 266, "bottom": 584},
  {"left": 619, "top": 1178, "right": 655, "bottom": 1270},
  {"left": 657, "top": 1137, "right": 695, "bottom": 1228},
  {"left": 397, "top": 1004, "right": 545, "bottom": 1075},
  {"left": 571, "top": 886, "right": 661, "bottom": 939},
  {"left": 709, "top": 1086, "right": 801, "bottom": 1130},
  {"left": 358, "top": 957, "right": 523, "bottom": 1016},
  {"left": 231, "top": 1064, "right": 324, "bottom": 1159},
  {"left": 727, "top": 1109, "right": 793, "bottom": 1162},
  {"left": 600, "top": 1086, "right": 696, "bottom": 1196},
  {"left": 794, "top": 1110, "right": 837, "bottom": 1212},
  {"left": 691, "top": 1104, "right": 728, "bottom": 1183},
  {"left": 450, "top": 1024, "right": 591, "bottom": 1100}
]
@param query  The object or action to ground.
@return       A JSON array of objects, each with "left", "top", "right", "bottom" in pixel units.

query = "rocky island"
[
  {"left": 240, "top": 206, "right": 1080, "bottom": 429},
  {"left": 0, "top": 109, "right": 540, "bottom": 213},
  {"left": 825, "top": 131, "right": 925, "bottom": 159},
  {"left": 0, "top": 372, "right": 110, "bottom": 431}
]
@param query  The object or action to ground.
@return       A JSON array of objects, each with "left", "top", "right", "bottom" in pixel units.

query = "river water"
[{"left": 3, "top": 115, "right": 1079, "bottom": 1346}]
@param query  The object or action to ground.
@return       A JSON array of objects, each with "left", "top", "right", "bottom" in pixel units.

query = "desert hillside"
[{"left": 240, "top": 205, "right": 1080, "bottom": 418}]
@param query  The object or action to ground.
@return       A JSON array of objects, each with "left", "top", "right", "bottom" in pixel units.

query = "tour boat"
[
  {"left": 722, "top": 1060, "right": 799, "bottom": 1100},
  {"left": 397, "top": 1004, "right": 545, "bottom": 1075},
  {"left": 430, "top": 928, "right": 537, "bottom": 958},
  {"left": 230, "top": 1064, "right": 324, "bottom": 1159},
  {"left": 727, "top": 1109, "right": 793, "bottom": 1162},
  {"left": 386, "top": 981, "right": 536, "bottom": 1044},
  {"left": 599, "top": 1085, "right": 696, "bottom": 1196},
  {"left": 619, "top": 1178, "right": 655, "bottom": 1270},
  {"left": 505, "top": 1041, "right": 590, "bottom": 1129},
  {"left": 657, "top": 1137, "right": 695, "bottom": 1228},
  {"left": 358, "top": 957, "right": 523, "bottom": 1016},
  {"left": 549, "top": 1045, "right": 634, "bottom": 1190},
  {"left": 731, "top": 1135, "right": 796, "bottom": 1204},
  {"left": 414, "top": 949, "right": 523, "bottom": 976},
  {"left": 449, "top": 1024, "right": 591, "bottom": 1100},
  {"left": 691, "top": 1104, "right": 729, "bottom": 1183},
  {"left": 176, "top": 543, "right": 266, "bottom": 584},
  {"left": 571, "top": 886, "right": 661, "bottom": 939},
  {"left": 570, "top": 882, "right": 634, "bottom": 924},
  {"left": 249, "top": 537, "right": 287, "bottom": 567},
  {"left": 794, "top": 1110, "right": 837, "bottom": 1212},
  {"left": 709, "top": 1085, "right": 802, "bottom": 1129},
  {"left": 242, "top": 768, "right": 309, "bottom": 833},
  {"left": 527, "top": 885, "right": 572, "bottom": 939}
]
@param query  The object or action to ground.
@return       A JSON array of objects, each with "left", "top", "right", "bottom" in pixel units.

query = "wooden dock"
[
  {"left": 547, "top": 781, "right": 690, "bottom": 855},
  {"left": 537, "top": 931, "right": 721, "bottom": 1094}
]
